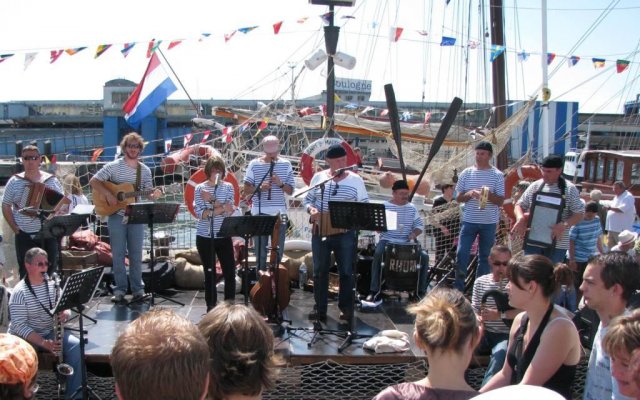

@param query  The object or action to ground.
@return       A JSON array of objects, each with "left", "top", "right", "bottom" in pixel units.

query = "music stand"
[
  {"left": 218, "top": 215, "right": 277, "bottom": 305},
  {"left": 125, "top": 202, "right": 183, "bottom": 307},
  {"left": 329, "top": 200, "right": 387, "bottom": 352},
  {"left": 40, "top": 214, "right": 95, "bottom": 323},
  {"left": 54, "top": 266, "right": 105, "bottom": 400}
]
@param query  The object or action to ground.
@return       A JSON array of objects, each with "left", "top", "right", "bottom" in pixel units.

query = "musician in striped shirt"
[
  {"left": 367, "top": 180, "right": 429, "bottom": 302},
  {"left": 455, "top": 141, "right": 505, "bottom": 292},
  {"left": 2, "top": 145, "right": 64, "bottom": 278},
  {"left": 194, "top": 156, "right": 237, "bottom": 311},
  {"left": 8, "top": 247, "right": 82, "bottom": 399},
  {"left": 90, "top": 132, "right": 162, "bottom": 304},
  {"left": 303, "top": 144, "right": 369, "bottom": 322},
  {"left": 243, "top": 135, "right": 294, "bottom": 271}
]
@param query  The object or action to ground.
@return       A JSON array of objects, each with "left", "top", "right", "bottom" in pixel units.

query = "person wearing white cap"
[
  {"left": 604, "top": 182, "right": 636, "bottom": 250},
  {"left": 611, "top": 229, "right": 638, "bottom": 257},
  {"left": 243, "top": 135, "right": 294, "bottom": 271}
]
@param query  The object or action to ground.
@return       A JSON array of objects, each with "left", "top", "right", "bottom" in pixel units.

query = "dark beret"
[
  {"left": 541, "top": 154, "right": 564, "bottom": 168},
  {"left": 325, "top": 144, "right": 347, "bottom": 159},
  {"left": 475, "top": 141, "right": 493, "bottom": 153},
  {"left": 392, "top": 180, "right": 410, "bottom": 191}
]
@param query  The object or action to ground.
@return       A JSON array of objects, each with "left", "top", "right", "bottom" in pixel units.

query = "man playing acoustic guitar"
[{"left": 90, "top": 132, "right": 162, "bottom": 304}]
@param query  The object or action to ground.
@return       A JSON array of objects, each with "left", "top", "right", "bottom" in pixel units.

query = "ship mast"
[{"left": 490, "top": 0, "right": 508, "bottom": 170}]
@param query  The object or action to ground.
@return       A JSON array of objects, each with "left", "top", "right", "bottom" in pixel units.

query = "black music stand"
[
  {"left": 329, "top": 200, "right": 387, "bottom": 352},
  {"left": 41, "top": 214, "right": 95, "bottom": 323},
  {"left": 125, "top": 202, "right": 183, "bottom": 307},
  {"left": 54, "top": 266, "right": 105, "bottom": 400},
  {"left": 219, "top": 215, "right": 277, "bottom": 305}
]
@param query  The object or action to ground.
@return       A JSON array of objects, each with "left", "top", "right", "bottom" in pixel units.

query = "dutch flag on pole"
[{"left": 123, "top": 53, "right": 177, "bottom": 128}]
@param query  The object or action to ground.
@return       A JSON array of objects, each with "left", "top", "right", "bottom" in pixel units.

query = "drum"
[{"left": 383, "top": 243, "right": 420, "bottom": 292}]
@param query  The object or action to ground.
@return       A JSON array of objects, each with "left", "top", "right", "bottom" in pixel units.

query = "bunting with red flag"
[
  {"left": 121, "top": 43, "right": 135, "bottom": 58},
  {"left": 547, "top": 53, "right": 556, "bottom": 65},
  {"left": 390, "top": 27, "right": 404, "bottom": 42},
  {"left": 91, "top": 148, "right": 104, "bottom": 162},
  {"left": 201, "top": 130, "right": 211, "bottom": 143},
  {"left": 50, "top": 50, "right": 64, "bottom": 64},
  {"left": 569, "top": 56, "right": 580, "bottom": 67},
  {"left": 273, "top": 21, "right": 283, "bottom": 34},
  {"left": 184, "top": 133, "right": 193, "bottom": 147},
  {"left": 224, "top": 31, "right": 236, "bottom": 43},
  {"left": 168, "top": 40, "right": 183, "bottom": 50},
  {"left": 616, "top": 59, "right": 630, "bottom": 73}
]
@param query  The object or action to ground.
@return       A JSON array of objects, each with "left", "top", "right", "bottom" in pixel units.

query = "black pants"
[
  {"left": 15, "top": 230, "right": 58, "bottom": 279},
  {"left": 196, "top": 235, "right": 236, "bottom": 310}
]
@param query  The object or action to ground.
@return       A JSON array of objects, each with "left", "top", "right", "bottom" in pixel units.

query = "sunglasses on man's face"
[
  {"left": 23, "top": 156, "right": 40, "bottom": 161},
  {"left": 492, "top": 261, "right": 509, "bottom": 266}
]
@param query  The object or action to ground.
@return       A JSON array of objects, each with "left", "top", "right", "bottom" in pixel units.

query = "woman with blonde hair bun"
[{"left": 373, "top": 287, "right": 481, "bottom": 400}]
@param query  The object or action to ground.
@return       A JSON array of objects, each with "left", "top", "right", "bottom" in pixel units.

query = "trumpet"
[
  {"left": 51, "top": 272, "right": 74, "bottom": 393},
  {"left": 478, "top": 186, "right": 489, "bottom": 210}
]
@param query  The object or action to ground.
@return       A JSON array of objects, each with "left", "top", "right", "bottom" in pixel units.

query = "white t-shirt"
[{"left": 605, "top": 191, "right": 636, "bottom": 233}]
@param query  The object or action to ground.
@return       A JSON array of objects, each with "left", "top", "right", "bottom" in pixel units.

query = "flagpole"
[
  {"left": 541, "top": 0, "right": 550, "bottom": 158},
  {"left": 157, "top": 47, "right": 202, "bottom": 118}
]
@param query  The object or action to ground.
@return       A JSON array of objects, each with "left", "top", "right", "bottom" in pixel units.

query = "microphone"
[
  {"left": 213, "top": 173, "right": 220, "bottom": 187},
  {"left": 267, "top": 160, "right": 275, "bottom": 201},
  {"left": 334, "top": 164, "right": 358, "bottom": 176}
]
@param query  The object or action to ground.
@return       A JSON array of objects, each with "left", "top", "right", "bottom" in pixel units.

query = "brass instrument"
[
  {"left": 51, "top": 272, "right": 74, "bottom": 395},
  {"left": 478, "top": 186, "right": 489, "bottom": 210},
  {"left": 480, "top": 274, "right": 514, "bottom": 328}
]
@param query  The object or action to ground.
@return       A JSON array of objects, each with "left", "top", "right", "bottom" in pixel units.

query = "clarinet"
[{"left": 51, "top": 272, "right": 74, "bottom": 396}]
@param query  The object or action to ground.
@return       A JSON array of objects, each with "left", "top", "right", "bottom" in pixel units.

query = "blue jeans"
[
  {"left": 523, "top": 244, "right": 567, "bottom": 264},
  {"left": 554, "top": 285, "right": 577, "bottom": 312},
  {"left": 369, "top": 240, "right": 429, "bottom": 296},
  {"left": 311, "top": 231, "right": 356, "bottom": 314},
  {"left": 455, "top": 222, "right": 497, "bottom": 291},
  {"left": 43, "top": 330, "right": 82, "bottom": 400},
  {"left": 108, "top": 213, "right": 145, "bottom": 296},
  {"left": 478, "top": 330, "right": 509, "bottom": 387},
  {"left": 254, "top": 217, "right": 287, "bottom": 271}
]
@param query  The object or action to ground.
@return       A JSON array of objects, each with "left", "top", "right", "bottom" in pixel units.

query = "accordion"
[{"left": 19, "top": 182, "right": 66, "bottom": 218}]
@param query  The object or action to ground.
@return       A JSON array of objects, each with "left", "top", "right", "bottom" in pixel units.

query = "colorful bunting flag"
[
  {"left": 95, "top": 44, "right": 112, "bottom": 59},
  {"left": 24, "top": 53, "right": 37, "bottom": 70},
  {"left": 239, "top": 123, "right": 249, "bottom": 133},
  {"left": 50, "top": 50, "right": 64, "bottom": 64},
  {"left": 424, "top": 112, "right": 431, "bottom": 125},
  {"left": 569, "top": 56, "right": 580, "bottom": 67},
  {"left": 201, "top": 130, "right": 211, "bottom": 143},
  {"left": 547, "top": 53, "right": 556, "bottom": 65},
  {"left": 616, "top": 59, "right": 630, "bottom": 73},
  {"left": 390, "top": 27, "right": 404, "bottom": 42},
  {"left": 184, "top": 133, "right": 193, "bottom": 147},
  {"left": 0, "top": 54, "right": 14, "bottom": 64},
  {"left": 91, "top": 148, "right": 104, "bottom": 162},
  {"left": 224, "top": 128, "right": 233, "bottom": 143},
  {"left": 342, "top": 15, "right": 356, "bottom": 19},
  {"left": 334, "top": 94, "right": 342, "bottom": 102},
  {"left": 360, "top": 106, "right": 373, "bottom": 115},
  {"left": 297, "top": 17, "right": 309, "bottom": 24},
  {"left": 416, "top": 30, "right": 429, "bottom": 36},
  {"left": 517, "top": 50, "right": 530, "bottom": 62},
  {"left": 592, "top": 58, "right": 606, "bottom": 68},
  {"left": 199, "top": 33, "right": 211, "bottom": 42},
  {"left": 147, "top": 40, "right": 162, "bottom": 58},
  {"left": 238, "top": 26, "right": 258, "bottom": 34},
  {"left": 164, "top": 139, "right": 172, "bottom": 154},
  {"left": 468, "top": 40, "right": 479, "bottom": 49},
  {"left": 168, "top": 40, "right": 183, "bottom": 50},
  {"left": 440, "top": 36, "right": 456, "bottom": 46},
  {"left": 273, "top": 21, "right": 283, "bottom": 34},
  {"left": 380, "top": 109, "right": 389, "bottom": 116},
  {"left": 115, "top": 146, "right": 122, "bottom": 159},
  {"left": 224, "top": 31, "right": 236, "bottom": 43},
  {"left": 258, "top": 119, "right": 268, "bottom": 131},
  {"left": 50, "top": 155, "right": 57, "bottom": 164},
  {"left": 121, "top": 43, "right": 135, "bottom": 58},
  {"left": 490, "top": 45, "right": 505, "bottom": 62},
  {"left": 320, "top": 12, "right": 333, "bottom": 25},
  {"left": 65, "top": 47, "right": 86, "bottom": 56}
]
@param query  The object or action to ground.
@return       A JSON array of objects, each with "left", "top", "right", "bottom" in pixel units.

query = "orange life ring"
[
  {"left": 184, "top": 168, "right": 241, "bottom": 218},
  {"left": 300, "top": 138, "right": 358, "bottom": 185},
  {"left": 161, "top": 144, "right": 219, "bottom": 174},
  {"left": 503, "top": 164, "right": 542, "bottom": 223},
  {"left": 378, "top": 171, "right": 430, "bottom": 197}
]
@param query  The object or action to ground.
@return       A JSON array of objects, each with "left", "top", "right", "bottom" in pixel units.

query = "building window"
[
  {"left": 357, "top": 96, "right": 365, "bottom": 101},
  {"left": 632, "top": 164, "right": 640, "bottom": 185},
  {"left": 607, "top": 159, "right": 616, "bottom": 182}
]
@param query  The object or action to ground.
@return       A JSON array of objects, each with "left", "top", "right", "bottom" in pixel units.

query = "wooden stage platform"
[{"left": 76, "top": 286, "right": 425, "bottom": 367}]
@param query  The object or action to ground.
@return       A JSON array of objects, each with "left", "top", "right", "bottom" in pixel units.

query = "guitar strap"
[{"left": 135, "top": 162, "right": 142, "bottom": 193}]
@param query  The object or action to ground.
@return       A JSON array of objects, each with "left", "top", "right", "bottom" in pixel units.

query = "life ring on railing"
[
  {"left": 184, "top": 168, "right": 241, "bottom": 218},
  {"left": 379, "top": 171, "right": 430, "bottom": 197},
  {"left": 161, "top": 144, "right": 219, "bottom": 174},
  {"left": 503, "top": 164, "right": 542, "bottom": 223},
  {"left": 300, "top": 138, "right": 357, "bottom": 186}
]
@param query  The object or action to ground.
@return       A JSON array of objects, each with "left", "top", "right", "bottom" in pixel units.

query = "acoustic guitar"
[{"left": 92, "top": 182, "right": 182, "bottom": 216}]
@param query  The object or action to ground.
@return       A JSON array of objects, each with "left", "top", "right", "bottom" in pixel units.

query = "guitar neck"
[{"left": 123, "top": 188, "right": 157, "bottom": 200}]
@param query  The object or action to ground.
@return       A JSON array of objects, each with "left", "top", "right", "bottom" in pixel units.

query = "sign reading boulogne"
[{"left": 334, "top": 78, "right": 372, "bottom": 94}]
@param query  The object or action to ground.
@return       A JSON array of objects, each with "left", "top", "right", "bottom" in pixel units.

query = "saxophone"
[
  {"left": 480, "top": 274, "right": 515, "bottom": 328},
  {"left": 51, "top": 272, "right": 74, "bottom": 395}
]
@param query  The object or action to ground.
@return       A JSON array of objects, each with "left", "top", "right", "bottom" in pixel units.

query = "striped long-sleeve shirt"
[
  {"left": 380, "top": 201, "right": 424, "bottom": 243},
  {"left": 8, "top": 279, "right": 55, "bottom": 339},
  {"left": 194, "top": 181, "right": 235, "bottom": 238},
  {"left": 243, "top": 157, "right": 294, "bottom": 215}
]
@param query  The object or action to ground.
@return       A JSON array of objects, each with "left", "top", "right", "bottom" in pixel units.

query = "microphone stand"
[
  {"left": 250, "top": 161, "right": 274, "bottom": 270},
  {"left": 207, "top": 179, "right": 218, "bottom": 311}
]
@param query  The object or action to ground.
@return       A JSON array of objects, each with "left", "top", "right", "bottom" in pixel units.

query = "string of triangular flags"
[{"left": 0, "top": 8, "right": 633, "bottom": 74}]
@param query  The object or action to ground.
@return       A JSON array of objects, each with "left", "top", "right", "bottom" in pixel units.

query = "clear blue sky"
[{"left": 0, "top": 0, "right": 638, "bottom": 114}]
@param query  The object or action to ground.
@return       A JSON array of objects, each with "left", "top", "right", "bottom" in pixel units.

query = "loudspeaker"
[{"left": 141, "top": 260, "right": 175, "bottom": 291}]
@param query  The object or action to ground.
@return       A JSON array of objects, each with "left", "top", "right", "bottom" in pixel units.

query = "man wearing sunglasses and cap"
[
  {"left": 243, "top": 135, "right": 294, "bottom": 271},
  {"left": 303, "top": 144, "right": 369, "bottom": 322},
  {"left": 2, "top": 145, "right": 64, "bottom": 279},
  {"left": 8, "top": 247, "right": 82, "bottom": 399}
]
